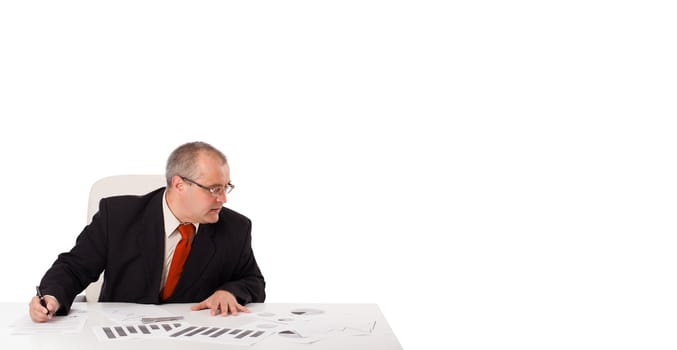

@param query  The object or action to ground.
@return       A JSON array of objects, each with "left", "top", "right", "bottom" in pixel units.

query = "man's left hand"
[{"left": 191, "top": 290, "right": 250, "bottom": 316}]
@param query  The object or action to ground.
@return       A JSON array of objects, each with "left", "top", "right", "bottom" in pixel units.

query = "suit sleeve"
[
  {"left": 218, "top": 218, "right": 266, "bottom": 304},
  {"left": 39, "top": 199, "right": 109, "bottom": 315}
]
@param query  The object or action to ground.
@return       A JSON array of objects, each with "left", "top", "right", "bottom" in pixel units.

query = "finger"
[
  {"left": 231, "top": 302, "right": 250, "bottom": 315},
  {"left": 224, "top": 301, "right": 239, "bottom": 316},
  {"left": 31, "top": 296, "right": 50, "bottom": 315},
  {"left": 219, "top": 301, "right": 231, "bottom": 316},
  {"left": 39, "top": 310, "right": 51, "bottom": 321},
  {"left": 191, "top": 300, "right": 208, "bottom": 311},
  {"left": 236, "top": 303, "right": 250, "bottom": 313},
  {"left": 230, "top": 302, "right": 239, "bottom": 316},
  {"left": 45, "top": 300, "right": 57, "bottom": 316},
  {"left": 30, "top": 310, "right": 48, "bottom": 322},
  {"left": 210, "top": 300, "right": 221, "bottom": 316},
  {"left": 44, "top": 296, "right": 58, "bottom": 313},
  {"left": 29, "top": 300, "right": 48, "bottom": 323}
]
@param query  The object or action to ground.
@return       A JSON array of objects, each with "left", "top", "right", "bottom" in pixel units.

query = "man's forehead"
[{"left": 195, "top": 162, "right": 229, "bottom": 182}]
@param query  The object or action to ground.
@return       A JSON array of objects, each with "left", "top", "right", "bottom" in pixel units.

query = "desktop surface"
[{"left": 1, "top": 302, "right": 402, "bottom": 350}]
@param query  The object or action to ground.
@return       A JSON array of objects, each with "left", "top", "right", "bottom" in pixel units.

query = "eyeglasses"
[{"left": 180, "top": 176, "right": 234, "bottom": 196}]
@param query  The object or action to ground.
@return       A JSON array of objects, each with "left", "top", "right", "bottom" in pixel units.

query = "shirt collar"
[{"left": 162, "top": 190, "right": 199, "bottom": 237}]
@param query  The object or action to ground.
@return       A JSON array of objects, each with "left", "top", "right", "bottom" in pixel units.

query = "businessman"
[{"left": 29, "top": 142, "right": 265, "bottom": 322}]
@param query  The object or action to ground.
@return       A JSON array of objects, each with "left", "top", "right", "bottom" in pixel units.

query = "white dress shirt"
[{"left": 160, "top": 190, "right": 199, "bottom": 292}]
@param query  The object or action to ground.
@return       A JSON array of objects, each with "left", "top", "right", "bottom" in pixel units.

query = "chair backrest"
[{"left": 84, "top": 174, "right": 166, "bottom": 302}]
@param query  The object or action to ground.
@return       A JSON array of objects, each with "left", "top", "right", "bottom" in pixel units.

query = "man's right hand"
[{"left": 29, "top": 295, "right": 58, "bottom": 322}]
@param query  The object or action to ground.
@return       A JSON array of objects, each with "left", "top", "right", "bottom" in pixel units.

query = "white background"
[{"left": 1, "top": 1, "right": 676, "bottom": 349}]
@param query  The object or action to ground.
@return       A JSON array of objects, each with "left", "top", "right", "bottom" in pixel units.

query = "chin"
[{"left": 204, "top": 213, "right": 220, "bottom": 223}]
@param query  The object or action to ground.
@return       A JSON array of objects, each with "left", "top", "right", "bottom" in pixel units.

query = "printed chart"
[
  {"left": 93, "top": 322, "right": 185, "bottom": 341},
  {"left": 93, "top": 322, "right": 274, "bottom": 345},
  {"left": 168, "top": 324, "right": 270, "bottom": 345}
]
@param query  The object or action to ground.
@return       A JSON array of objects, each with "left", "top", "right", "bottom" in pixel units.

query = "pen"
[
  {"left": 141, "top": 316, "right": 184, "bottom": 323},
  {"left": 35, "top": 286, "right": 50, "bottom": 316}
]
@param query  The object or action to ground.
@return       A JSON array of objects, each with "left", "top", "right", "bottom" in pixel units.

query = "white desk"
[{"left": 0, "top": 302, "right": 402, "bottom": 350}]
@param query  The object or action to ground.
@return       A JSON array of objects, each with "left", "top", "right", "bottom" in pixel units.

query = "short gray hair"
[{"left": 165, "top": 141, "right": 228, "bottom": 186}]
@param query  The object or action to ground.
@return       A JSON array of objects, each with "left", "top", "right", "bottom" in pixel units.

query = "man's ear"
[{"left": 171, "top": 175, "right": 184, "bottom": 191}]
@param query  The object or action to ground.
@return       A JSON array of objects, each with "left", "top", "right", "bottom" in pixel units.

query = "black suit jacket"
[{"left": 40, "top": 188, "right": 266, "bottom": 314}]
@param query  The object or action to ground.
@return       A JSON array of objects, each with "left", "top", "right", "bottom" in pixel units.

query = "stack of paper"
[{"left": 10, "top": 303, "right": 88, "bottom": 335}]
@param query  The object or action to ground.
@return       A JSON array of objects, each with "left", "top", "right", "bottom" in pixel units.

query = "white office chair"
[{"left": 83, "top": 174, "right": 166, "bottom": 302}]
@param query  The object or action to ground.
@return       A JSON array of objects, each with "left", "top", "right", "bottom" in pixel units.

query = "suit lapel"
[
  {"left": 135, "top": 191, "right": 166, "bottom": 296},
  {"left": 174, "top": 224, "right": 216, "bottom": 295}
]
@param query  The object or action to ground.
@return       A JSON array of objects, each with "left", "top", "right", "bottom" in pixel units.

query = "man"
[{"left": 29, "top": 142, "right": 265, "bottom": 322}]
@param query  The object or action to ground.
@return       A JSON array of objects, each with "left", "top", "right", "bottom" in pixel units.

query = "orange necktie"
[{"left": 161, "top": 223, "right": 195, "bottom": 301}]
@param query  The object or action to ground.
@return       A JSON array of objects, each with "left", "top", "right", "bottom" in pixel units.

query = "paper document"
[
  {"left": 99, "top": 303, "right": 177, "bottom": 325},
  {"left": 166, "top": 323, "right": 273, "bottom": 346},
  {"left": 93, "top": 321, "right": 186, "bottom": 341},
  {"left": 93, "top": 321, "right": 273, "bottom": 345},
  {"left": 10, "top": 303, "right": 88, "bottom": 335},
  {"left": 248, "top": 307, "right": 377, "bottom": 344}
]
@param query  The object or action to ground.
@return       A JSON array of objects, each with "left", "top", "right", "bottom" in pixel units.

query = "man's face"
[{"left": 181, "top": 154, "right": 230, "bottom": 224}]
